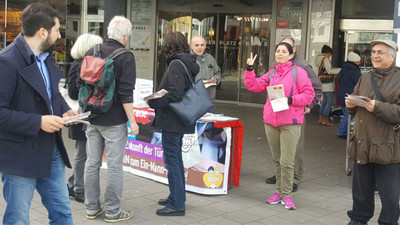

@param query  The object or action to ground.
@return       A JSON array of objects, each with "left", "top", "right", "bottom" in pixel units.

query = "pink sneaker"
[
  {"left": 266, "top": 192, "right": 281, "bottom": 204},
  {"left": 281, "top": 196, "right": 296, "bottom": 210}
]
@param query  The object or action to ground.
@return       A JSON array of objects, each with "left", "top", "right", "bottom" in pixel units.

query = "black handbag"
[{"left": 169, "top": 60, "right": 214, "bottom": 126}]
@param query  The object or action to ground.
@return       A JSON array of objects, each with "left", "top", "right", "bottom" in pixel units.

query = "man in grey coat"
[
  {"left": 266, "top": 37, "right": 322, "bottom": 192},
  {"left": 190, "top": 36, "right": 221, "bottom": 101}
]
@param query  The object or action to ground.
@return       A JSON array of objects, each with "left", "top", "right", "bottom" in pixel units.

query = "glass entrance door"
[{"left": 156, "top": 12, "right": 271, "bottom": 104}]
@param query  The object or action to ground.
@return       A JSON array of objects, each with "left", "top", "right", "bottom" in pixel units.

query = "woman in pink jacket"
[{"left": 244, "top": 42, "right": 314, "bottom": 210}]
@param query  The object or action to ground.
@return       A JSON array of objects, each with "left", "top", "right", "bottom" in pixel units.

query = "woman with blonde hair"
[{"left": 66, "top": 33, "right": 103, "bottom": 203}]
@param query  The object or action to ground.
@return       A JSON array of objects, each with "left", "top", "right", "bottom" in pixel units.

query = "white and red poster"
[{"left": 103, "top": 122, "right": 231, "bottom": 195}]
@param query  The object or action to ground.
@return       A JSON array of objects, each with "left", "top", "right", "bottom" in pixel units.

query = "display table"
[{"left": 113, "top": 107, "right": 244, "bottom": 195}]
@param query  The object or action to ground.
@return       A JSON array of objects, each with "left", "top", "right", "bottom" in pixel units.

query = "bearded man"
[{"left": 0, "top": 3, "right": 77, "bottom": 224}]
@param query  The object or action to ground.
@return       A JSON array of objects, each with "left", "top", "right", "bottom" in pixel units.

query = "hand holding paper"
[
  {"left": 64, "top": 111, "right": 91, "bottom": 126},
  {"left": 144, "top": 89, "right": 168, "bottom": 102},
  {"left": 345, "top": 94, "right": 371, "bottom": 107},
  {"left": 267, "top": 84, "right": 289, "bottom": 112}
]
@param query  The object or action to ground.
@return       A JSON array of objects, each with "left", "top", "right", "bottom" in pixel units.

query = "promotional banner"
[{"left": 104, "top": 122, "right": 231, "bottom": 195}]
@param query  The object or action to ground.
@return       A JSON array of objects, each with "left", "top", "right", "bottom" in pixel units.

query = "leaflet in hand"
[
  {"left": 144, "top": 89, "right": 168, "bottom": 101},
  {"left": 203, "top": 79, "right": 217, "bottom": 88},
  {"left": 64, "top": 111, "right": 91, "bottom": 125},
  {"left": 345, "top": 94, "right": 371, "bottom": 107},
  {"left": 267, "top": 84, "right": 289, "bottom": 112}
]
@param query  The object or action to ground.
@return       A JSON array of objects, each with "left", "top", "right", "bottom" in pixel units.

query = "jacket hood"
[
  {"left": 342, "top": 61, "right": 359, "bottom": 70},
  {"left": 167, "top": 53, "right": 200, "bottom": 77},
  {"left": 314, "top": 53, "right": 327, "bottom": 67}
]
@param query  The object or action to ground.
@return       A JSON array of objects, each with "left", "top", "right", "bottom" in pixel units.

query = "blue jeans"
[
  {"left": 320, "top": 92, "right": 334, "bottom": 118},
  {"left": 68, "top": 139, "right": 87, "bottom": 194},
  {"left": 338, "top": 107, "right": 352, "bottom": 136},
  {"left": 2, "top": 147, "right": 73, "bottom": 225},
  {"left": 162, "top": 130, "right": 185, "bottom": 211}
]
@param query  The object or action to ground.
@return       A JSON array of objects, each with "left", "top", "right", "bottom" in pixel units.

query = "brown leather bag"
[{"left": 318, "top": 57, "right": 334, "bottom": 83}]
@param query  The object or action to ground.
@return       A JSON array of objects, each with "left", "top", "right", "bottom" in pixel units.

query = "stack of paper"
[{"left": 267, "top": 84, "right": 288, "bottom": 112}]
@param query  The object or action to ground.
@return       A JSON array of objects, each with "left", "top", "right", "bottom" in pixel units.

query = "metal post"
[
  {"left": 345, "top": 113, "right": 351, "bottom": 174},
  {"left": 4, "top": 0, "right": 7, "bottom": 48}
]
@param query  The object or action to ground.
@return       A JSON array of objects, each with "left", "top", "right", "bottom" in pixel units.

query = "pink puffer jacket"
[{"left": 244, "top": 61, "right": 315, "bottom": 127}]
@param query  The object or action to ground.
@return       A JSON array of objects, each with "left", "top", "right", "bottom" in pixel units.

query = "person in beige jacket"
[{"left": 314, "top": 45, "right": 340, "bottom": 126}]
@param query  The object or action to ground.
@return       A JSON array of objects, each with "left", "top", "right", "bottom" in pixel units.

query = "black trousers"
[{"left": 347, "top": 163, "right": 400, "bottom": 225}]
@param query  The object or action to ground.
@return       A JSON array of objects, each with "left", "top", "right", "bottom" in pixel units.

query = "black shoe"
[
  {"left": 266, "top": 175, "right": 276, "bottom": 184},
  {"left": 292, "top": 183, "right": 298, "bottom": 192},
  {"left": 68, "top": 185, "right": 75, "bottom": 198},
  {"left": 348, "top": 220, "right": 367, "bottom": 225},
  {"left": 156, "top": 206, "right": 185, "bottom": 216},
  {"left": 75, "top": 192, "right": 85, "bottom": 203},
  {"left": 158, "top": 197, "right": 169, "bottom": 206}
]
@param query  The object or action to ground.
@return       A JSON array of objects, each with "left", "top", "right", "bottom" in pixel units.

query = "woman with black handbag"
[{"left": 147, "top": 32, "right": 199, "bottom": 216}]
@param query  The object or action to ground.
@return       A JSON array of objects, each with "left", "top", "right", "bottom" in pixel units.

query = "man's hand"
[
  {"left": 41, "top": 115, "right": 65, "bottom": 133},
  {"left": 129, "top": 120, "right": 139, "bottom": 136},
  {"left": 62, "top": 109, "right": 78, "bottom": 118},
  {"left": 209, "top": 77, "right": 217, "bottom": 84},
  {"left": 304, "top": 107, "right": 311, "bottom": 115},
  {"left": 345, "top": 99, "right": 357, "bottom": 109},
  {"left": 362, "top": 99, "right": 375, "bottom": 112}
]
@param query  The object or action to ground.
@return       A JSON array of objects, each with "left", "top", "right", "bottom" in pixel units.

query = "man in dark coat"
[
  {"left": 0, "top": 3, "right": 77, "bottom": 224},
  {"left": 346, "top": 39, "right": 400, "bottom": 225},
  {"left": 336, "top": 51, "right": 361, "bottom": 137}
]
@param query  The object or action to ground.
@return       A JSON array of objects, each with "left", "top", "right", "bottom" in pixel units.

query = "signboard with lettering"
[{"left": 104, "top": 122, "right": 232, "bottom": 195}]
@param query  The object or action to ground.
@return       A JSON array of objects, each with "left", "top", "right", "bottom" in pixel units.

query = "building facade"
[{"left": 0, "top": 0, "right": 394, "bottom": 105}]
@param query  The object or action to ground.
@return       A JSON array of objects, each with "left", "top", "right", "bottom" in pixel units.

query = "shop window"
[{"left": 87, "top": 0, "right": 104, "bottom": 15}]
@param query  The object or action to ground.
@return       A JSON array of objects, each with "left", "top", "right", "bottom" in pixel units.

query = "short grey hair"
[
  {"left": 387, "top": 45, "right": 396, "bottom": 57},
  {"left": 70, "top": 33, "right": 103, "bottom": 59},
  {"left": 107, "top": 16, "right": 132, "bottom": 41}
]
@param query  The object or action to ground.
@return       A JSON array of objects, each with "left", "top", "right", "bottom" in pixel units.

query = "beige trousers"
[{"left": 264, "top": 124, "right": 301, "bottom": 198}]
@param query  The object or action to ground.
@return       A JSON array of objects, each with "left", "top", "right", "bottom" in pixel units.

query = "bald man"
[{"left": 190, "top": 36, "right": 221, "bottom": 101}]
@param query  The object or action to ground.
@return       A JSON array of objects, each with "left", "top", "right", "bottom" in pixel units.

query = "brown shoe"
[
  {"left": 322, "top": 117, "right": 334, "bottom": 127},
  {"left": 318, "top": 116, "right": 323, "bottom": 124}
]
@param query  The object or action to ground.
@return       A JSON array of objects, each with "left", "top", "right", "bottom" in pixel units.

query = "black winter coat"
[
  {"left": 0, "top": 33, "right": 71, "bottom": 178},
  {"left": 336, "top": 61, "right": 361, "bottom": 106},
  {"left": 148, "top": 53, "right": 200, "bottom": 134},
  {"left": 66, "top": 59, "right": 86, "bottom": 140}
]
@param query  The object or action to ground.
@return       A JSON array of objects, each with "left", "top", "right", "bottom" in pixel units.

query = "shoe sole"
[
  {"left": 266, "top": 200, "right": 281, "bottom": 205},
  {"left": 104, "top": 214, "right": 134, "bottom": 223},
  {"left": 87, "top": 208, "right": 105, "bottom": 220},
  {"left": 281, "top": 201, "right": 295, "bottom": 210},
  {"left": 156, "top": 211, "right": 185, "bottom": 216}
]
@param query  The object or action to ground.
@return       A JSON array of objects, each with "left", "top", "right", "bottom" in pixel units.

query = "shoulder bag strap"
[
  {"left": 318, "top": 57, "right": 327, "bottom": 75},
  {"left": 370, "top": 72, "right": 386, "bottom": 102},
  {"left": 93, "top": 44, "right": 101, "bottom": 57},
  {"left": 107, "top": 48, "right": 132, "bottom": 59},
  {"left": 268, "top": 69, "right": 276, "bottom": 84},
  {"left": 173, "top": 59, "right": 195, "bottom": 86}
]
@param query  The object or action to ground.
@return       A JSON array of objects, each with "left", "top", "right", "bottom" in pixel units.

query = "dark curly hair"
[{"left": 163, "top": 32, "right": 190, "bottom": 58}]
